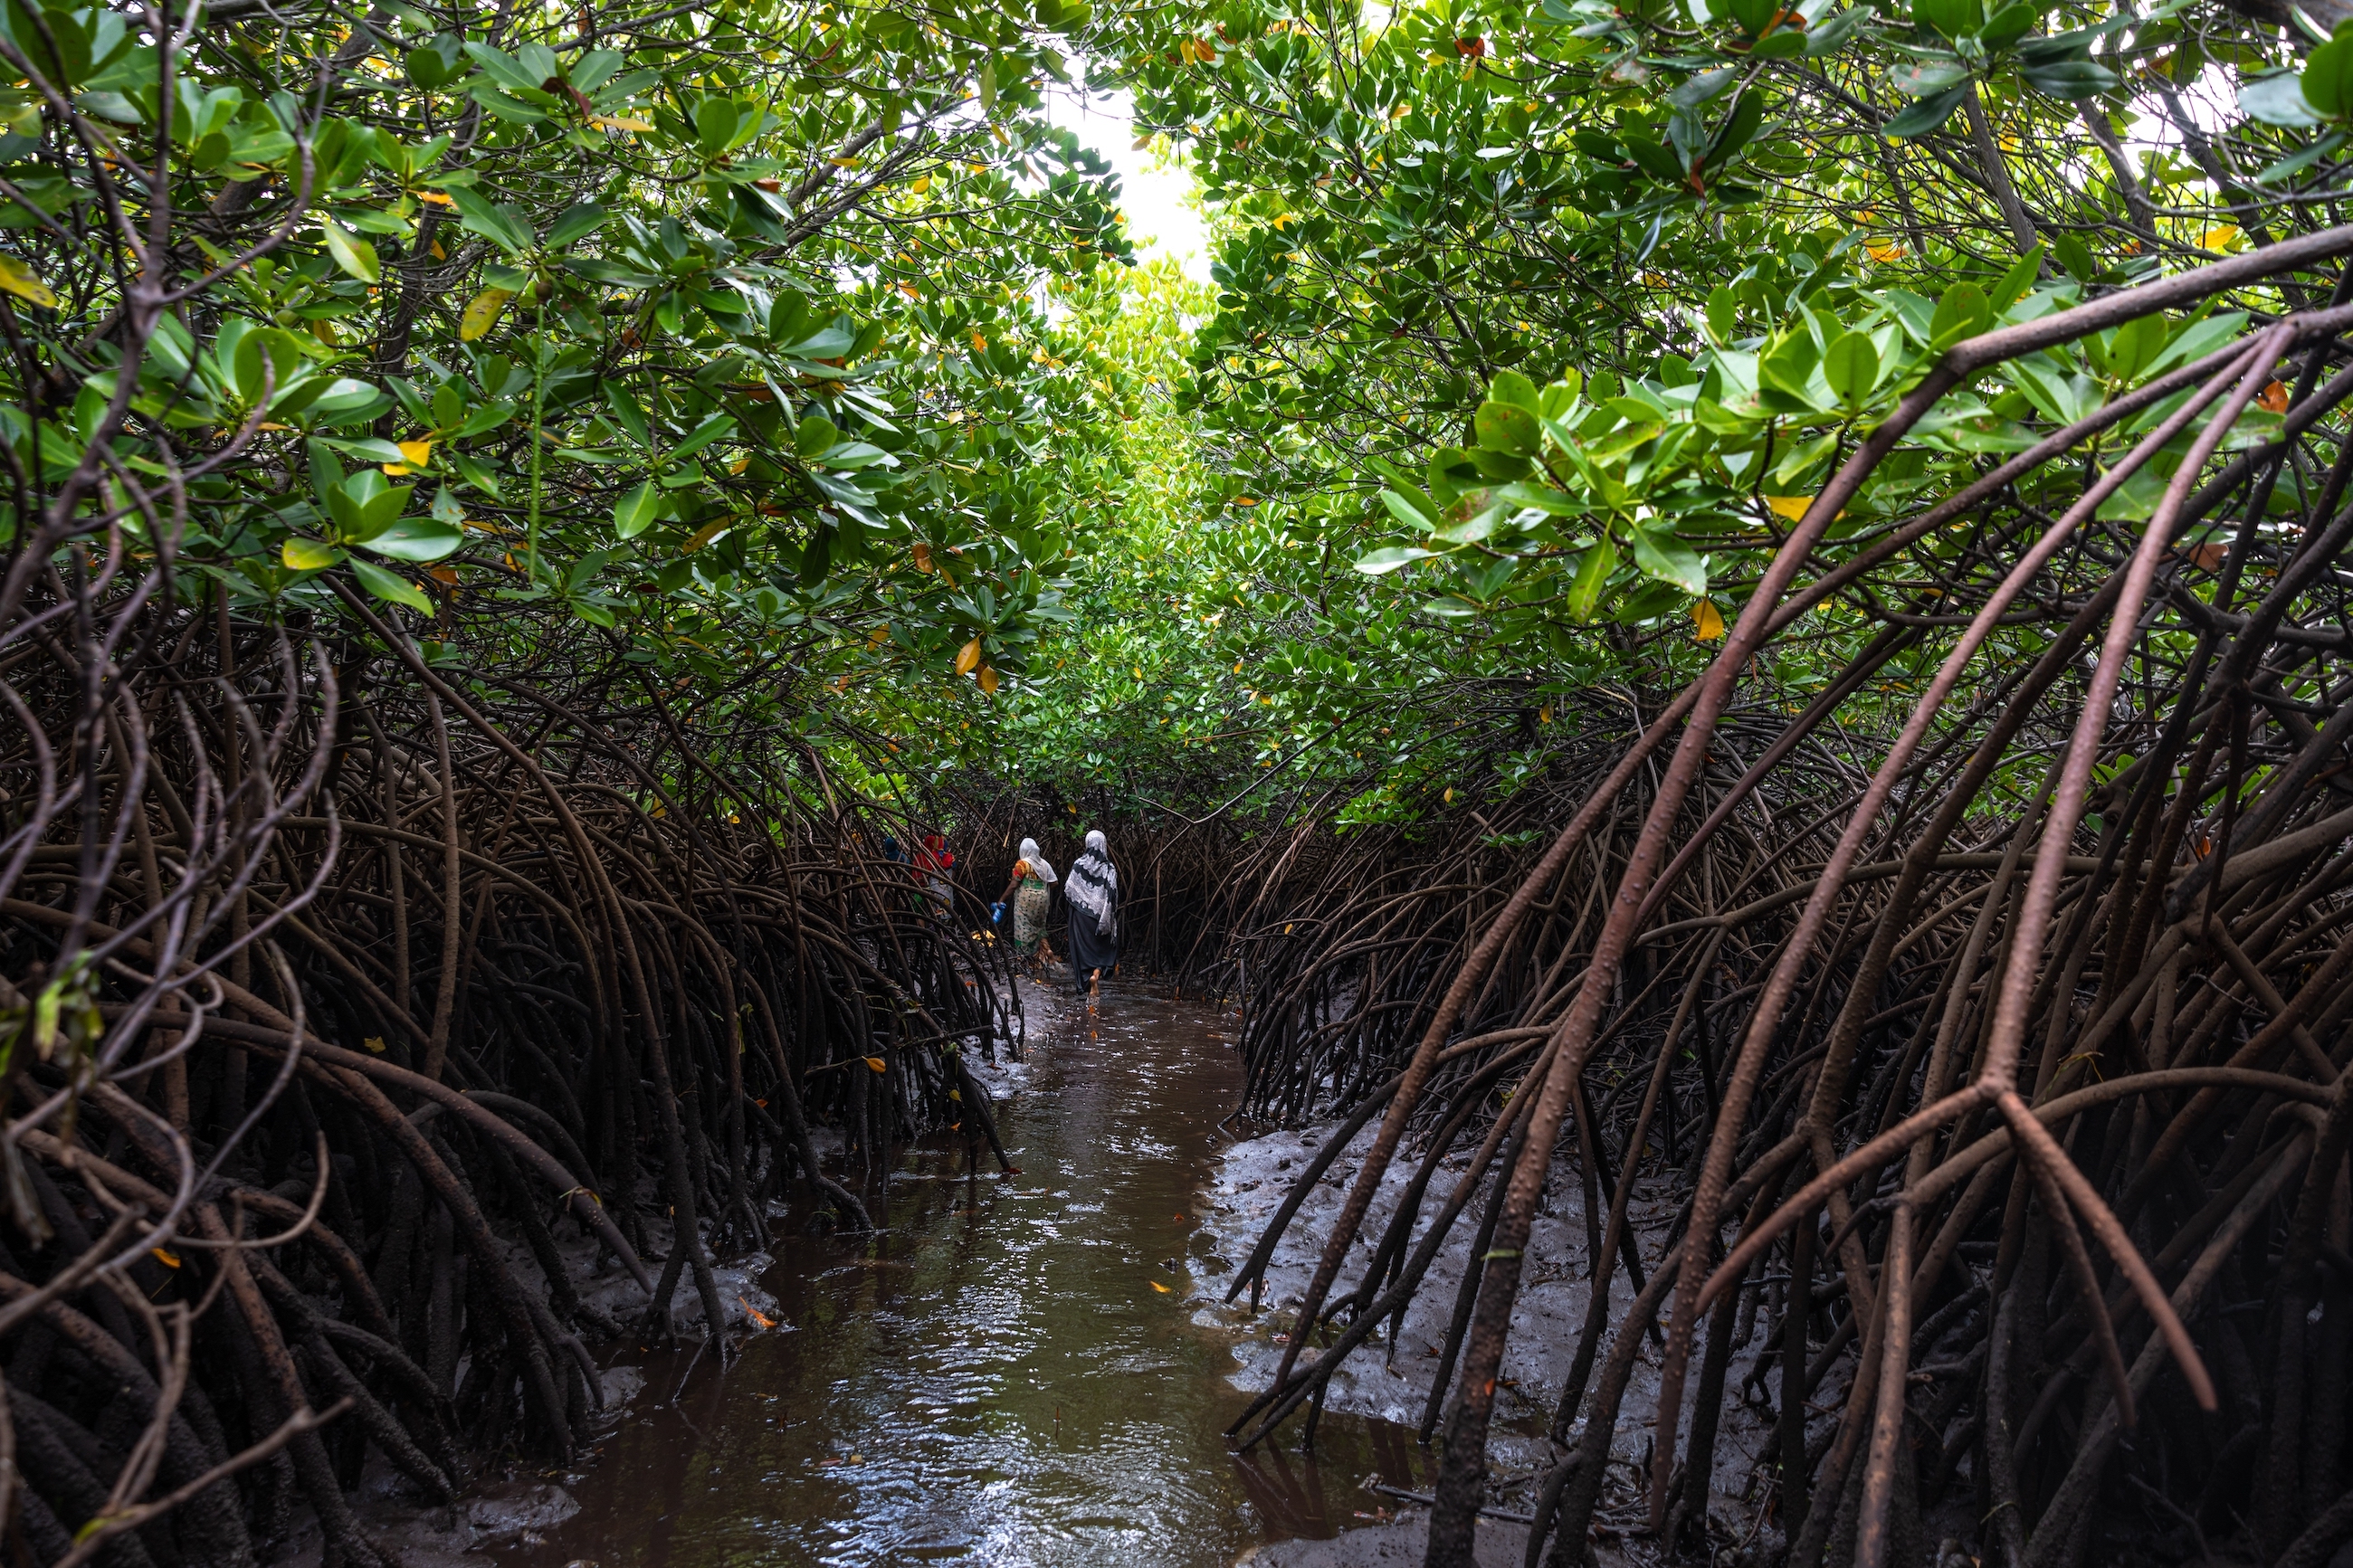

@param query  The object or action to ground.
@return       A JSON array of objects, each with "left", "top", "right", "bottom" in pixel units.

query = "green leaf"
[
  {"left": 671, "top": 413, "right": 737, "bottom": 461},
  {"left": 2306, "top": 34, "right": 2353, "bottom": 118},
  {"left": 1619, "top": 131, "right": 1686, "bottom": 183},
  {"left": 1566, "top": 536, "right": 1616, "bottom": 622},
  {"left": 1913, "top": 0, "right": 1980, "bottom": 40},
  {"left": 448, "top": 186, "right": 535, "bottom": 254},
  {"left": 1703, "top": 90, "right": 1767, "bottom": 169},
  {"left": 2254, "top": 130, "right": 2343, "bottom": 182},
  {"left": 329, "top": 437, "right": 411, "bottom": 466},
  {"left": 2243, "top": 69, "right": 2325, "bottom": 128},
  {"left": 5, "top": 0, "right": 91, "bottom": 88},
  {"left": 1379, "top": 488, "right": 1437, "bottom": 530},
  {"left": 1668, "top": 68, "right": 1737, "bottom": 110},
  {"left": 462, "top": 41, "right": 544, "bottom": 94},
  {"left": 1473, "top": 400, "right": 1542, "bottom": 456},
  {"left": 1929, "top": 281, "right": 1991, "bottom": 349},
  {"left": 1355, "top": 546, "right": 1436, "bottom": 574},
  {"left": 357, "top": 516, "right": 462, "bottom": 562},
  {"left": 1883, "top": 82, "right": 1971, "bottom": 137},
  {"left": 544, "top": 202, "right": 610, "bottom": 249},
  {"left": 1489, "top": 368, "right": 1540, "bottom": 412},
  {"left": 319, "top": 219, "right": 379, "bottom": 282},
  {"left": 1889, "top": 60, "right": 1971, "bottom": 98},
  {"left": 693, "top": 97, "right": 740, "bottom": 157},
  {"left": 2021, "top": 59, "right": 2119, "bottom": 98},
  {"left": 2103, "top": 313, "right": 2168, "bottom": 382},
  {"left": 1805, "top": 5, "right": 1872, "bottom": 54},
  {"left": 281, "top": 537, "right": 342, "bottom": 570},
  {"left": 1758, "top": 329, "right": 1821, "bottom": 401},
  {"left": 1706, "top": 285, "right": 1739, "bottom": 344},
  {"left": 1988, "top": 242, "right": 2046, "bottom": 309},
  {"left": 348, "top": 556, "right": 433, "bottom": 612},
  {"left": 1979, "top": 2, "right": 2037, "bottom": 47},
  {"left": 1630, "top": 521, "right": 1707, "bottom": 594},
  {"left": 2050, "top": 230, "right": 2098, "bottom": 282},
  {"left": 1823, "top": 330, "right": 1881, "bottom": 403},
  {"left": 449, "top": 451, "right": 502, "bottom": 499},
  {"left": 614, "top": 480, "right": 659, "bottom": 539},
  {"left": 405, "top": 43, "right": 451, "bottom": 89},
  {"left": 795, "top": 413, "right": 841, "bottom": 459}
]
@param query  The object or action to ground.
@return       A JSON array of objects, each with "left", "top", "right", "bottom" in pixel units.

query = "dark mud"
[{"left": 477, "top": 980, "right": 1429, "bottom": 1567}]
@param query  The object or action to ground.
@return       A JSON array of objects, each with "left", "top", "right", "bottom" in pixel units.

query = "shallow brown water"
[{"left": 510, "top": 982, "right": 1429, "bottom": 1568}]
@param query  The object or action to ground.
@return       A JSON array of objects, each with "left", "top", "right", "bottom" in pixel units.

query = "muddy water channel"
[{"left": 510, "top": 983, "right": 1428, "bottom": 1567}]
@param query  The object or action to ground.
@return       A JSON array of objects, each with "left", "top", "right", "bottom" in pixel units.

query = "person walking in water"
[
  {"left": 997, "top": 838, "right": 1058, "bottom": 975},
  {"left": 1064, "top": 829, "right": 1119, "bottom": 996}
]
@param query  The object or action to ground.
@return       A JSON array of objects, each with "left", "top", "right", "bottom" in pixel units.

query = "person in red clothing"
[{"left": 914, "top": 831, "right": 955, "bottom": 915}]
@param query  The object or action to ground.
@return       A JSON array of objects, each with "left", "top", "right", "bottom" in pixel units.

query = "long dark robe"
[
  {"left": 1064, "top": 851, "right": 1119, "bottom": 982},
  {"left": 1069, "top": 908, "right": 1119, "bottom": 979}
]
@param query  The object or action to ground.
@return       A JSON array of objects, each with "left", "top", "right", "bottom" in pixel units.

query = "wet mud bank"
[
  {"left": 360, "top": 981, "right": 1440, "bottom": 1567},
  {"left": 1200, "top": 1118, "right": 1780, "bottom": 1565}
]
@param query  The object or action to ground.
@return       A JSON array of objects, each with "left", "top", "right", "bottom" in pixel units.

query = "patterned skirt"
[{"left": 1014, "top": 881, "right": 1052, "bottom": 953}]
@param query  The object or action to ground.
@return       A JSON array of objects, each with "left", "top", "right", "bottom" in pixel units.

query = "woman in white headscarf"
[
  {"left": 1063, "top": 829, "right": 1119, "bottom": 995},
  {"left": 996, "top": 838, "right": 1057, "bottom": 971}
]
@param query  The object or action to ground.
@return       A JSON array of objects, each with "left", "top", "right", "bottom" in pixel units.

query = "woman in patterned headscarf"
[{"left": 1063, "top": 829, "right": 1119, "bottom": 996}]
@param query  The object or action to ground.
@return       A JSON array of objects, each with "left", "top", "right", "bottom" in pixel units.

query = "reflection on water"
[{"left": 511, "top": 983, "right": 1426, "bottom": 1568}]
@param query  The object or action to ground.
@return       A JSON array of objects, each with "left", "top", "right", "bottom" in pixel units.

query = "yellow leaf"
[
  {"left": 2198, "top": 223, "right": 2240, "bottom": 252},
  {"left": 281, "top": 537, "right": 338, "bottom": 570},
  {"left": 588, "top": 114, "right": 653, "bottom": 132},
  {"left": 739, "top": 1296, "right": 776, "bottom": 1330},
  {"left": 1234, "top": 496, "right": 1257, "bottom": 507},
  {"left": 682, "top": 518, "right": 729, "bottom": 552},
  {"left": 1132, "top": 666, "right": 1144, "bottom": 679},
  {"left": 1150, "top": 1280, "right": 1172, "bottom": 1293},
  {"left": 864, "top": 1056, "right": 887, "bottom": 1073},
  {"left": 363, "top": 1036, "right": 387, "bottom": 1053},
  {"left": 1765, "top": 494, "right": 1813, "bottom": 521},
  {"left": 0, "top": 255, "right": 55, "bottom": 309},
  {"left": 912, "top": 541, "right": 933, "bottom": 573},
  {"left": 970, "top": 331, "right": 987, "bottom": 352},
  {"left": 978, "top": 663, "right": 999, "bottom": 694},
  {"left": 954, "top": 637, "right": 982, "bottom": 675},
  {"left": 459, "top": 286, "right": 515, "bottom": 342},
  {"left": 1864, "top": 239, "right": 1903, "bottom": 263},
  {"left": 396, "top": 439, "right": 433, "bottom": 467},
  {"left": 416, "top": 190, "right": 453, "bottom": 205},
  {"left": 150, "top": 1248, "right": 181, "bottom": 1269},
  {"left": 829, "top": 156, "right": 861, "bottom": 167},
  {"left": 1693, "top": 600, "right": 1725, "bottom": 641},
  {"left": 910, "top": 174, "right": 932, "bottom": 194}
]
